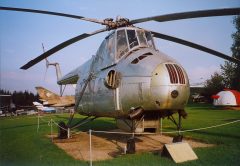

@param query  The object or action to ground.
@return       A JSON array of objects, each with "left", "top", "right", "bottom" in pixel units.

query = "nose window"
[{"left": 165, "top": 64, "right": 186, "bottom": 84}]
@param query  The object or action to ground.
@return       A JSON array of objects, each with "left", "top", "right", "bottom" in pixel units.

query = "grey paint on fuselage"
[{"left": 58, "top": 27, "right": 190, "bottom": 118}]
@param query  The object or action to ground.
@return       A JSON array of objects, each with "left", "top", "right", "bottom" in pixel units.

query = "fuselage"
[{"left": 58, "top": 27, "right": 190, "bottom": 118}]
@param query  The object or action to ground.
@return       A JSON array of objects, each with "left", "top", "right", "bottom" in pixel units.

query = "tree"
[
  {"left": 1, "top": 89, "right": 39, "bottom": 106},
  {"left": 221, "top": 16, "right": 240, "bottom": 91},
  {"left": 203, "top": 72, "right": 225, "bottom": 102}
]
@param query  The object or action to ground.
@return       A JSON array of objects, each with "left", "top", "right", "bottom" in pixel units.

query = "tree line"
[{"left": 0, "top": 89, "right": 38, "bottom": 107}]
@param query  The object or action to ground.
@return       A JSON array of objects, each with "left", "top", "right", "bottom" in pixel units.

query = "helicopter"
[{"left": 1, "top": 7, "right": 240, "bottom": 144}]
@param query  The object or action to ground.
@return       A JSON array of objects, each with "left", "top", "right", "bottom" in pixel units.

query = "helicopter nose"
[
  {"left": 150, "top": 63, "right": 190, "bottom": 109},
  {"left": 150, "top": 64, "right": 170, "bottom": 108}
]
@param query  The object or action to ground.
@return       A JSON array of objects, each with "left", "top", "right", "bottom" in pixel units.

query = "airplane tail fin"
[{"left": 35, "top": 87, "right": 60, "bottom": 101}]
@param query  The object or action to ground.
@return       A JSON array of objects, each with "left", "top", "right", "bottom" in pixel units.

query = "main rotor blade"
[
  {"left": 0, "top": 6, "right": 104, "bottom": 24},
  {"left": 151, "top": 31, "right": 240, "bottom": 64},
  {"left": 20, "top": 28, "right": 107, "bottom": 70},
  {"left": 131, "top": 8, "right": 240, "bottom": 24}
]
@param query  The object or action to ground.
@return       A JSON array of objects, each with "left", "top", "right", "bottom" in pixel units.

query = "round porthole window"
[
  {"left": 105, "top": 70, "right": 121, "bottom": 89},
  {"left": 171, "top": 90, "right": 179, "bottom": 98}
]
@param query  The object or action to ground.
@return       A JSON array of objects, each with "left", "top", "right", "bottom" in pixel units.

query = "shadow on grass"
[{"left": 0, "top": 123, "right": 46, "bottom": 130}]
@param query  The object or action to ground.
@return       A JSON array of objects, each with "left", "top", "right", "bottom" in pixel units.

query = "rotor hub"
[{"left": 103, "top": 17, "right": 131, "bottom": 30}]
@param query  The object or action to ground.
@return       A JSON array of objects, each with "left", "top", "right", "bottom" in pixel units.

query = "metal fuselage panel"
[
  {"left": 76, "top": 47, "right": 189, "bottom": 118},
  {"left": 118, "top": 48, "right": 190, "bottom": 115},
  {"left": 61, "top": 27, "right": 190, "bottom": 118}
]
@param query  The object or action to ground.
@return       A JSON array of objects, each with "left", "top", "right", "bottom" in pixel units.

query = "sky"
[{"left": 0, "top": 0, "right": 239, "bottom": 95}]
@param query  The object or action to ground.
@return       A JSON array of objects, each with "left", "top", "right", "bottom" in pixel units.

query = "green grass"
[{"left": 0, "top": 104, "right": 240, "bottom": 166}]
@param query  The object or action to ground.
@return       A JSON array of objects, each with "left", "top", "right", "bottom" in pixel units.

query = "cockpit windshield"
[
  {"left": 116, "top": 30, "right": 129, "bottom": 59},
  {"left": 137, "top": 30, "right": 148, "bottom": 47},
  {"left": 116, "top": 28, "right": 154, "bottom": 59},
  {"left": 145, "top": 31, "right": 154, "bottom": 48},
  {"left": 127, "top": 30, "right": 139, "bottom": 49}
]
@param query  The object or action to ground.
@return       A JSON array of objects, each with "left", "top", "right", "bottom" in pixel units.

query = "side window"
[
  {"left": 137, "top": 30, "right": 147, "bottom": 46},
  {"left": 145, "top": 31, "right": 153, "bottom": 48},
  {"left": 107, "top": 34, "right": 115, "bottom": 61},
  {"left": 127, "top": 30, "right": 139, "bottom": 49},
  {"left": 94, "top": 40, "right": 106, "bottom": 70},
  {"left": 117, "top": 30, "right": 128, "bottom": 59}
]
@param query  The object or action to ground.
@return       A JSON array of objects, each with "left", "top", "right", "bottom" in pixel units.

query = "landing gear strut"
[
  {"left": 126, "top": 136, "right": 136, "bottom": 154},
  {"left": 57, "top": 116, "right": 97, "bottom": 139},
  {"left": 58, "top": 121, "right": 68, "bottom": 139},
  {"left": 124, "top": 119, "right": 136, "bottom": 154},
  {"left": 168, "top": 110, "right": 187, "bottom": 143},
  {"left": 124, "top": 108, "right": 144, "bottom": 154}
]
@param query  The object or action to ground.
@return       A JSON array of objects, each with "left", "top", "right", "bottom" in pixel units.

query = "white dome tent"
[{"left": 212, "top": 90, "right": 240, "bottom": 106}]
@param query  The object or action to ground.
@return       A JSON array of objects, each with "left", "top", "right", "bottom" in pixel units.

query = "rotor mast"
[{"left": 42, "top": 43, "right": 62, "bottom": 81}]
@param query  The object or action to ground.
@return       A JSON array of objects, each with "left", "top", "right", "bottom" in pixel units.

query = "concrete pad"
[
  {"left": 51, "top": 131, "right": 213, "bottom": 161},
  {"left": 162, "top": 142, "right": 198, "bottom": 163}
]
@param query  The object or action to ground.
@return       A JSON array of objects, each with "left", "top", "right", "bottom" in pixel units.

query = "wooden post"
[
  {"left": 67, "top": 128, "right": 70, "bottom": 139},
  {"left": 160, "top": 118, "right": 162, "bottom": 135},
  {"left": 51, "top": 119, "right": 53, "bottom": 142},
  {"left": 89, "top": 129, "right": 92, "bottom": 166},
  {"left": 37, "top": 111, "right": 40, "bottom": 132}
]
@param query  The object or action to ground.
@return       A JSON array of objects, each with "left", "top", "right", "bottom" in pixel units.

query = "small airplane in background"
[
  {"left": 36, "top": 87, "right": 75, "bottom": 107},
  {"left": 33, "top": 101, "right": 56, "bottom": 113}
]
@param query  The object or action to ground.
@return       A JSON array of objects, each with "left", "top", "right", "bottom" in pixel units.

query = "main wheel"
[
  {"left": 58, "top": 121, "right": 68, "bottom": 139},
  {"left": 126, "top": 137, "right": 136, "bottom": 154},
  {"left": 172, "top": 135, "right": 183, "bottom": 143}
]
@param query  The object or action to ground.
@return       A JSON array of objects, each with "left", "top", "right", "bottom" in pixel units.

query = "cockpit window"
[
  {"left": 107, "top": 34, "right": 115, "bottom": 60},
  {"left": 127, "top": 30, "right": 139, "bottom": 49},
  {"left": 137, "top": 30, "right": 148, "bottom": 46},
  {"left": 145, "top": 31, "right": 154, "bottom": 48},
  {"left": 116, "top": 29, "right": 155, "bottom": 60},
  {"left": 117, "top": 30, "right": 129, "bottom": 59}
]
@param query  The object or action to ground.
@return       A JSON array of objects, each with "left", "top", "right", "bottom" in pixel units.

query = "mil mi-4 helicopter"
[{"left": 1, "top": 7, "right": 240, "bottom": 144}]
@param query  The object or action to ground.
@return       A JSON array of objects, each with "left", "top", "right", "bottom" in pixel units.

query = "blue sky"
[{"left": 0, "top": 0, "right": 239, "bottom": 94}]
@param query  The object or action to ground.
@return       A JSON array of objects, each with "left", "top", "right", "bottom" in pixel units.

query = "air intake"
[{"left": 165, "top": 64, "right": 186, "bottom": 84}]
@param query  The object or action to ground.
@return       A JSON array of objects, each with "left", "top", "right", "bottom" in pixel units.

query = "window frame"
[
  {"left": 115, "top": 28, "right": 156, "bottom": 61},
  {"left": 116, "top": 29, "right": 129, "bottom": 60}
]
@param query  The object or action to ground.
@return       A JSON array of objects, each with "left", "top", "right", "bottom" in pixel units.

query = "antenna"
[{"left": 42, "top": 43, "right": 49, "bottom": 81}]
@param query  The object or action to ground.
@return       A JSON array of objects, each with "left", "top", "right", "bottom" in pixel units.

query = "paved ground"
[{"left": 51, "top": 130, "right": 213, "bottom": 161}]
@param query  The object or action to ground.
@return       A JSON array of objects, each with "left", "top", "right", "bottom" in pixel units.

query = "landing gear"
[
  {"left": 168, "top": 109, "right": 187, "bottom": 143},
  {"left": 172, "top": 135, "right": 183, "bottom": 143},
  {"left": 57, "top": 116, "right": 97, "bottom": 139},
  {"left": 126, "top": 137, "right": 136, "bottom": 154},
  {"left": 125, "top": 110, "right": 144, "bottom": 154},
  {"left": 121, "top": 119, "right": 137, "bottom": 154},
  {"left": 126, "top": 120, "right": 136, "bottom": 154},
  {"left": 58, "top": 121, "right": 68, "bottom": 139}
]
